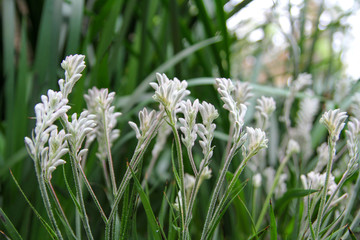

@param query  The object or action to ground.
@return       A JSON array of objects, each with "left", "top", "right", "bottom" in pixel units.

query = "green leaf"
[
  {"left": 269, "top": 201, "right": 277, "bottom": 240},
  {"left": 10, "top": 171, "right": 57, "bottom": 239},
  {"left": 247, "top": 226, "right": 269, "bottom": 240},
  {"left": 128, "top": 165, "right": 165, "bottom": 240},
  {"left": 0, "top": 208, "right": 22, "bottom": 240},
  {"left": 348, "top": 227, "right": 357, "bottom": 240},
  {"left": 62, "top": 166, "right": 82, "bottom": 217},
  {"left": 276, "top": 188, "right": 318, "bottom": 214}
]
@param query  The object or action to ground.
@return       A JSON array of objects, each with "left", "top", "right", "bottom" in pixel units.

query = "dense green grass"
[{"left": 1, "top": 0, "right": 359, "bottom": 239}]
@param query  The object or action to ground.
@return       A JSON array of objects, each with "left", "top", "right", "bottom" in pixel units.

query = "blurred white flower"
[
  {"left": 301, "top": 171, "right": 337, "bottom": 195},
  {"left": 264, "top": 167, "right": 287, "bottom": 199},
  {"left": 252, "top": 173, "right": 262, "bottom": 188},
  {"left": 320, "top": 109, "right": 348, "bottom": 142},
  {"left": 58, "top": 54, "right": 86, "bottom": 98},
  {"left": 256, "top": 96, "right": 276, "bottom": 120},
  {"left": 314, "top": 143, "right": 329, "bottom": 172},
  {"left": 200, "top": 166, "right": 212, "bottom": 180},
  {"left": 288, "top": 73, "right": 312, "bottom": 92},
  {"left": 233, "top": 81, "right": 253, "bottom": 106},
  {"left": 346, "top": 117, "right": 360, "bottom": 169},
  {"left": 286, "top": 139, "right": 300, "bottom": 156}
]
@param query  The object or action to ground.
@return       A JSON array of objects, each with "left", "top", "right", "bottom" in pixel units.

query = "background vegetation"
[{"left": 1, "top": 0, "right": 359, "bottom": 239}]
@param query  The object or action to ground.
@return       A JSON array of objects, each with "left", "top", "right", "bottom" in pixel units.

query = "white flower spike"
[{"left": 320, "top": 109, "right": 348, "bottom": 142}]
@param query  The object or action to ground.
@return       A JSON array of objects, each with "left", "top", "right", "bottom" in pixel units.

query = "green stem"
[
  {"left": 78, "top": 164, "right": 108, "bottom": 223},
  {"left": 255, "top": 154, "right": 290, "bottom": 230},
  {"left": 106, "top": 116, "right": 164, "bottom": 236},
  {"left": 170, "top": 123, "right": 187, "bottom": 239},
  {"left": 69, "top": 153, "right": 94, "bottom": 240},
  {"left": 201, "top": 144, "right": 237, "bottom": 240},
  {"left": 102, "top": 111, "right": 117, "bottom": 195},
  {"left": 314, "top": 139, "right": 335, "bottom": 239},
  {"left": 47, "top": 181, "right": 77, "bottom": 239},
  {"left": 35, "top": 162, "right": 63, "bottom": 240}
]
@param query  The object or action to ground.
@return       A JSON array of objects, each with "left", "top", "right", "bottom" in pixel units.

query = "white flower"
[
  {"left": 252, "top": 173, "right": 262, "bottom": 188},
  {"left": 84, "top": 87, "right": 121, "bottom": 160},
  {"left": 58, "top": 54, "right": 86, "bottom": 98},
  {"left": 286, "top": 139, "right": 300, "bottom": 156},
  {"left": 256, "top": 96, "right": 276, "bottom": 120},
  {"left": 179, "top": 99, "right": 199, "bottom": 149},
  {"left": 233, "top": 81, "right": 253, "bottom": 106},
  {"left": 150, "top": 73, "right": 190, "bottom": 123},
  {"left": 346, "top": 117, "right": 360, "bottom": 168},
  {"left": 351, "top": 93, "right": 360, "bottom": 119},
  {"left": 34, "top": 90, "right": 70, "bottom": 136},
  {"left": 301, "top": 171, "right": 337, "bottom": 195},
  {"left": 44, "top": 129, "right": 68, "bottom": 181},
  {"left": 151, "top": 124, "right": 172, "bottom": 158},
  {"left": 200, "top": 166, "right": 212, "bottom": 180},
  {"left": 264, "top": 167, "right": 287, "bottom": 198},
  {"left": 66, "top": 111, "right": 96, "bottom": 162},
  {"left": 320, "top": 109, "right": 348, "bottom": 142},
  {"left": 288, "top": 73, "right": 312, "bottom": 92},
  {"left": 216, "top": 78, "right": 247, "bottom": 143},
  {"left": 315, "top": 143, "right": 329, "bottom": 172},
  {"left": 246, "top": 127, "right": 268, "bottom": 154},
  {"left": 197, "top": 101, "right": 218, "bottom": 160},
  {"left": 129, "top": 108, "right": 158, "bottom": 143}
]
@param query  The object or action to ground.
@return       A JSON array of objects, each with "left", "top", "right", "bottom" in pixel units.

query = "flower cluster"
[
  {"left": 66, "top": 111, "right": 97, "bottom": 162},
  {"left": 216, "top": 78, "right": 247, "bottom": 144},
  {"left": 84, "top": 87, "right": 121, "bottom": 160},
  {"left": 129, "top": 108, "right": 159, "bottom": 150},
  {"left": 58, "top": 55, "right": 86, "bottom": 98},
  {"left": 197, "top": 101, "right": 219, "bottom": 162},
  {"left": 346, "top": 117, "right": 360, "bottom": 169},
  {"left": 233, "top": 81, "right": 253, "bottom": 106},
  {"left": 179, "top": 99, "right": 200, "bottom": 149},
  {"left": 320, "top": 109, "right": 348, "bottom": 142},
  {"left": 301, "top": 171, "right": 337, "bottom": 196},
  {"left": 246, "top": 127, "right": 268, "bottom": 155},
  {"left": 150, "top": 73, "right": 190, "bottom": 123}
]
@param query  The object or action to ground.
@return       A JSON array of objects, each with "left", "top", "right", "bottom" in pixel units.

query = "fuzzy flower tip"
[
  {"left": 58, "top": 54, "right": 86, "bottom": 98},
  {"left": 44, "top": 129, "right": 69, "bottom": 181},
  {"left": 286, "top": 139, "right": 300, "bottom": 156},
  {"left": 129, "top": 108, "right": 158, "bottom": 143},
  {"left": 246, "top": 127, "right": 268, "bottom": 154},
  {"left": 150, "top": 73, "right": 190, "bottom": 123},
  {"left": 320, "top": 109, "right": 348, "bottom": 142},
  {"left": 233, "top": 81, "right": 253, "bottom": 106},
  {"left": 256, "top": 96, "right": 276, "bottom": 120},
  {"left": 346, "top": 117, "right": 360, "bottom": 168},
  {"left": 179, "top": 99, "right": 199, "bottom": 149}
]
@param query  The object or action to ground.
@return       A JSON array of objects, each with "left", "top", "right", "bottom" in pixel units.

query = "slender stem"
[
  {"left": 69, "top": 153, "right": 94, "bottom": 240},
  {"left": 255, "top": 154, "right": 290, "bottom": 230},
  {"left": 315, "top": 139, "right": 335, "bottom": 239},
  {"left": 187, "top": 146, "right": 198, "bottom": 176},
  {"left": 47, "top": 181, "right": 77, "bottom": 239},
  {"left": 106, "top": 116, "right": 164, "bottom": 233},
  {"left": 102, "top": 111, "right": 117, "bottom": 195},
  {"left": 35, "top": 162, "right": 63, "bottom": 240},
  {"left": 78, "top": 164, "right": 108, "bottom": 223},
  {"left": 170, "top": 123, "right": 187, "bottom": 239},
  {"left": 201, "top": 144, "right": 237, "bottom": 240},
  {"left": 101, "top": 158, "right": 112, "bottom": 195}
]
